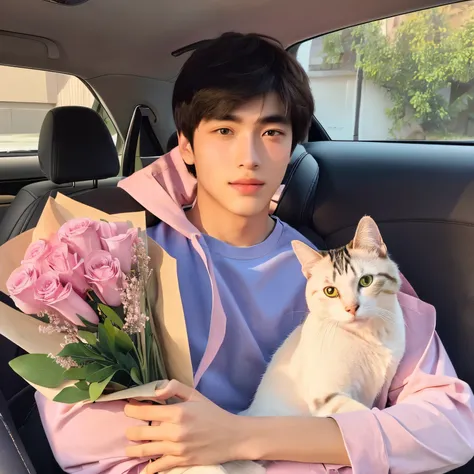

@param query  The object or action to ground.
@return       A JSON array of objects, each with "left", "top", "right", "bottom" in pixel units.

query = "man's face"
[{"left": 179, "top": 93, "right": 293, "bottom": 218}]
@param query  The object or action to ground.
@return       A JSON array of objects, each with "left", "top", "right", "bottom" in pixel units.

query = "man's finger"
[
  {"left": 125, "top": 440, "right": 178, "bottom": 458},
  {"left": 154, "top": 379, "right": 198, "bottom": 402},
  {"left": 126, "top": 423, "right": 179, "bottom": 442},
  {"left": 127, "top": 399, "right": 153, "bottom": 407},
  {"left": 125, "top": 402, "right": 185, "bottom": 423}
]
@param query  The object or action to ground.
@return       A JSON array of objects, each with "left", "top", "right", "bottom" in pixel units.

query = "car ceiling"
[{"left": 1, "top": 0, "right": 459, "bottom": 82}]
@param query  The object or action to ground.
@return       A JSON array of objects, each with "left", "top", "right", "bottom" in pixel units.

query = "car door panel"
[
  {"left": 0, "top": 195, "right": 14, "bottom": 223},
  {"left": 0, "top": 155, "right": 45, "bottom": 221}
]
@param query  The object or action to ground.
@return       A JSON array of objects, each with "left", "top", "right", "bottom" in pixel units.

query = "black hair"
[{"left": 172, "top": 32, "right": 314, "bottom": 176}]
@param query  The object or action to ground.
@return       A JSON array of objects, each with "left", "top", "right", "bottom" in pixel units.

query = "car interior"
[{"left": 1, "top": 0, "right": 474, "bottom": 473}]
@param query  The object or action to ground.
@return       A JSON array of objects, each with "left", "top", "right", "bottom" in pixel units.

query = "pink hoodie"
[{"left": 35, "top": 148, "right": 474, "bottom": 473}]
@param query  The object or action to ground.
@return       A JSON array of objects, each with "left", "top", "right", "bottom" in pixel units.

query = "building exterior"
[{"left": 0, "top": 66, "right": 94, "bottom": 152}]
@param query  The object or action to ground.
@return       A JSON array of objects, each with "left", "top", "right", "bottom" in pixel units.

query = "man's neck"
[{"left": 186, "top": 198, "right": 275, "bottom": 248}]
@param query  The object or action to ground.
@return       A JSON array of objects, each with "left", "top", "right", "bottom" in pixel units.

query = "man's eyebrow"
[
  {"left": 211, "top": 113, "right": 290, "bottom": 125},
  {"left": 258, "top": 114, "right": 290, "bottom": 125}
]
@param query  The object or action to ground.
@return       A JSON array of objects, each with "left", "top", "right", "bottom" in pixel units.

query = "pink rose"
[
  {"left": 84, "top": 250, "right": 123, "bottom": 307},
  {"left": 34, "top": 272, "right": 98, "bottom": 326},
  {"left": 21, "top": 239, "right": 51, "bottom": 271},
  {"left": 44, "top": 244, "right": 90, "bottom": 296},
  {"left": 98, "top": 221, "right": 131, "bottom": 240},
  {"left": 6, "top": 264, "right": 45, "bottom": 314},
  {"left": 100, "top": 227, "right": 138, "bottom": 274},
  {"left": 57, "top": 218, "right": 101, "bottom": 259}
]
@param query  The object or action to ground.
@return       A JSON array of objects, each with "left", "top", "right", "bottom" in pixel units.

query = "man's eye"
[
  {"left": 216, "top": 128, "right": 232, "bottom": 135},
  {"left": 263, "top": 130, "right": 283, "bottom": 137}
]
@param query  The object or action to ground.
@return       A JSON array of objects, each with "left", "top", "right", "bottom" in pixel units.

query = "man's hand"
[{"left": 124, "top": 379, "right": 248, "bottom": 473}]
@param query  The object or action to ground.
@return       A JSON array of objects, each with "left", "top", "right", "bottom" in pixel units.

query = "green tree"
[{"left": 322, "top": 7, "right": 474, "bottom": 136}]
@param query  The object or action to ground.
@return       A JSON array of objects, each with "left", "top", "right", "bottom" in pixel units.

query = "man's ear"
[{"left": 178, "top": 132, "right": 195, "bottom": 166}]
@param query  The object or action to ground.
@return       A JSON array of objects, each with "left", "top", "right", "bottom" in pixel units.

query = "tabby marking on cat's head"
[{"left": 292, "top": 216, "right": 400, "bottom": 325}]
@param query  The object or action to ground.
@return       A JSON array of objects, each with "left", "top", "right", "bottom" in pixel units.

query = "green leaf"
[
  {"left": 75, "top": 380, "right": 89, "bottom": 391},
  {"left": 89, "top": 374, "right": 115, "bottom": 402},
  {"left": 58, "top": 342, "right": 102, "bottom": 361},
  {"left": 130, "top": 367, "right": 143, "bottom": 385},
  {"left": 97, "top": 321, "right": 115, "bottom": 358},
  {"left": 64, "top": 366, "right": 88, "bottom": 380},
  {"left": 53, "top": 386, "right": 90, "bottom": 403},
  {"left": 9, "top": 354, "right": 65, "bottom": 388},
  {"left": 114, "top": 328, "right": 135, "bottom": 353},
  {"left": 104, "top": 318, "right": 116, "bottom": 341},
  {"left": 84, "top": 362, "right": 107, "bottom": 378},
  {"left": 116, "top": 351, "right": 139, "bottom": 372},
  {"left": 98, "top": 304, "right": 124, "bottom": 328},
  {"left": 86, "top": 365, "right": 118, "bottom": 383},
  {"left": 78, "top": 330, "right": 97, "bottom": 346}
]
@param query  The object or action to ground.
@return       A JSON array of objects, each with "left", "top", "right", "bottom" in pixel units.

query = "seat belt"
[{"left": 122, "top": 105, "right": 163, "bottom": 176}]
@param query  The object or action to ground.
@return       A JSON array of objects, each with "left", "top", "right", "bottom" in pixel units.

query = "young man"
[{"left": 36, "top": 32, "right": 474, "bottom": 474}]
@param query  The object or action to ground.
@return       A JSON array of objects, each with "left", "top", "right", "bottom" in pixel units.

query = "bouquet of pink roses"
[{"left": 5, "top": 216, "right": 167, "bottom": 403}]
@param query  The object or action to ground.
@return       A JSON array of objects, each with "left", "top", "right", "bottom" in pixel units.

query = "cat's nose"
[{"left": 345, "top": 304, "right": 359, "bottom": 316}]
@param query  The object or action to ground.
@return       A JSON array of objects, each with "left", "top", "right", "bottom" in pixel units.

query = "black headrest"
[
  {"left": 275, "top": 144, "right": 319, "bottom": 230},
  {"left": 38, "top": 106, "right": 119, "bottom": 184}
]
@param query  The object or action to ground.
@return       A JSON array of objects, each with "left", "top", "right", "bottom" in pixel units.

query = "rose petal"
[
  {"left": 84, "top": 250, "right": 123, "bottom": 307},
  {"left": 47, "top": 283, "right": 99, "bottom": 326},
  {"left": 101, "top": 228, "right": 137, "bottom": 274},
  {"left": 21, "top": 239, "right": 52, "bottom": 272},
  {"left": 58, "top": 218, "right": 101, "bottom": 259},
  {"left": 6, "top": 264, "right": 45, "bottom": 314}
]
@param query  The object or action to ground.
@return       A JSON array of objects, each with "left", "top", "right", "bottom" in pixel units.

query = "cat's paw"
[
  {"left": 334, "top": 398, "right": 370, "bottom": 414},
  {"left": 223, "top": 461, "right": 267, "bottom": 474},
  {"left": 312, "top": 393, "right": 370, "bottom": 416},
  {"left": 160, "top": 462, "right": 265, "bottom": 474}
]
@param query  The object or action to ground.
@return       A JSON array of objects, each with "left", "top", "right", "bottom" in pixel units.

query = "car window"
[
  {"left": 296, "top": 1, "right": 474, "bottom": 141},
  {"left": 0, "top": 65, "right": 120, "bottom": 154}
]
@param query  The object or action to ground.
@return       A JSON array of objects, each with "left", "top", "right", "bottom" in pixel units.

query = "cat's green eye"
[
  {"left": 359, "top": 275, "right": 374, "bottom": 287},
  {"left": 323, "top": 286, "right": 339, "bottom": 298}
]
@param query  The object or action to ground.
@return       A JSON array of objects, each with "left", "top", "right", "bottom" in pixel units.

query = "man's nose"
[{"left": 239, "top": 137, "right": 261, "bottom": 169}]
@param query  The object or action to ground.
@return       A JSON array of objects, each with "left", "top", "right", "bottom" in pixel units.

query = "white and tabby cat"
[{"left": 167, "top": 216, "right": 406, "bottom": 474}]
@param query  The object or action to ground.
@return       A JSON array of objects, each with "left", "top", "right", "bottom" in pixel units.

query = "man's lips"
[
  {"left": 230, "top": 179, "right": 265, "bottom": 185},
  {"left": 229, "top": 179, "right": 265, "bottom": 194}
]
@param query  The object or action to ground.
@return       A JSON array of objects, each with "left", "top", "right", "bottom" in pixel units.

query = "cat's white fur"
[{"left": 165, "top": 216, "right": 406, "bottom": 474}]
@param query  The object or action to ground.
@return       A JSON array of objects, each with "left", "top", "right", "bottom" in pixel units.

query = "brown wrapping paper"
[{"left": 0, "top": 193, "right": 193, "bottom": 402}]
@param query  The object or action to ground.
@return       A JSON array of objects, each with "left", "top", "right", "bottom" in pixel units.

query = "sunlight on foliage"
[{"left": 322, "top": 5, "right": 474, "bottom": 136}]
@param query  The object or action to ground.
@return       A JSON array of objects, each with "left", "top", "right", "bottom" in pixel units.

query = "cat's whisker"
[
  {"left": 319, "top": 320, "right": 338, "bottom": 355},
  {"left": 326, "top": 320, "right": 339, "bottom": 348},
  {"left": 375, "top": 308, "right": 396, "bottom": 322},
  {"left": 331, "top": 321, "right": 339, "bottom": 346}
]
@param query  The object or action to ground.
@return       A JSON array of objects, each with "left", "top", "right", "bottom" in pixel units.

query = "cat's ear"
[
  {"left": 291, "top": 240, "right": 323, "bottom": 278},
  {"left": 352, "top": 216, "right": 387, "bottom": 257}
]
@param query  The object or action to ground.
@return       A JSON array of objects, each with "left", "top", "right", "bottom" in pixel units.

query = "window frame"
[
  {"left": 0, "top": 66, "right": 122, "bottom": 157},
  {"left": 288, "top": 1, "right": 474, "bottom": 145}
]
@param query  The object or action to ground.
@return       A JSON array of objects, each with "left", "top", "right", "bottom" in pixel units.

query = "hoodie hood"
[{"left": 118, "top": 147, "right": 199, "bottom": 239}]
